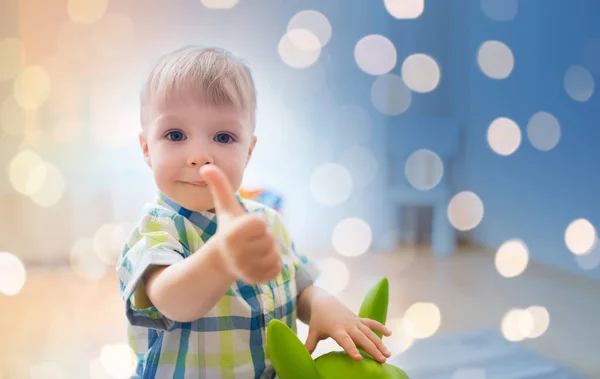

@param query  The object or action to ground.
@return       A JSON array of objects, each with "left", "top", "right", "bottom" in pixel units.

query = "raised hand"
[{"left": 200, "top": 164, "right": 282, "bottom": 284}]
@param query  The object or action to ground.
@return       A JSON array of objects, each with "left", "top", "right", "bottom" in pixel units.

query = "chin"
[{"left": 164, "top": 186, "right": 215, "bottom": 213}]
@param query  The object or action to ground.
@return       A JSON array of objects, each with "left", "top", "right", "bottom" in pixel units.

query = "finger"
[
  {"left": 243, "top": 237, "right": 277, "bottom": 258},
  {"left": 360, "top": 318, "right": 392, "bottom": 337},
  {"left": 268, "top": 260, "right": 283, "bottom": 278},
  {"left": 332, "top": 331, "right": 362, "bottom": 361},
  {"left": 304, "top": 330, "right": 320, "bottom": 354},
  {"left": 349, "top": 327, "right": 386, "bottom": 363},
  {"left": 200, "top": 165, "right": 244, "bottom": 219},
  {"left": 358, "top": 323, "right": 391, "bottom": 358},
  {"left": 237, "top": 215, "right": 271, "bottom": 240},
  {"left": 227, "top": 220, "right": 274, "bottom": 250}
]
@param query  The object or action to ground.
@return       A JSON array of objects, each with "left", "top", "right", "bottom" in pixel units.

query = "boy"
[{"left": 116, "top": 46, "right": 392, "bottom": 378}]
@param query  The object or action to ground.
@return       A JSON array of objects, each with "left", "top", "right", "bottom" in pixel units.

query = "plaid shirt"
[{"left": 116, "top": 192, "right": 320, "bottom": 378}]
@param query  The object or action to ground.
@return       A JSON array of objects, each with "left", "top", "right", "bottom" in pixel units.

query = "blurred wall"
[
  {"left": 450, "top": 0, "right": 600, "bottom": 279},
  {"left": 1, "top": 0, "right": 599, "bottom": 281}
]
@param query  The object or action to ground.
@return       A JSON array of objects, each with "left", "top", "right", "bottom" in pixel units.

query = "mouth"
[{"left": 183, "top": 181, "right": 207, "bottom": 187}]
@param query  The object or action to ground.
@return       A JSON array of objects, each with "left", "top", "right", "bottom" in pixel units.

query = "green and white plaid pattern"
[{"left": 116, "top": 192, "right": 320, "bottom": 378}]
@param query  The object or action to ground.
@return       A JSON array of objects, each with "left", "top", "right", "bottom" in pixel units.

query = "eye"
[
  {"left": 214, "top": 133, "right": 235, "bottom": 144},
  {"left": 166, "top": 130, "right": 186, "bottom": 142}
]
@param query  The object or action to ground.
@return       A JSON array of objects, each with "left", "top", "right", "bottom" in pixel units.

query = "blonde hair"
[{"left": 140, "top": 46, "right": 257, "bottom": 130}]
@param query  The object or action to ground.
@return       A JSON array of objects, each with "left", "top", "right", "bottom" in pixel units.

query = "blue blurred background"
[
  {"left": 1, "top": 0, "right": 599, "bottom": 378},
  {"left": 1, "top": 0, "right": 598, "bottom": 276}
]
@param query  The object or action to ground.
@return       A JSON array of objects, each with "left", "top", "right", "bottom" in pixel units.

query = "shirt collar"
[{"left": 156, "top": 191, "right": 247, "bottom": 233}]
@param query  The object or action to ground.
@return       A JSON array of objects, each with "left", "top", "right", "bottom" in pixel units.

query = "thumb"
[
  {"left": 304, "top": 330, "right": 319, "bottom": 354},
  {"left": 200, "top": 165, "right": 244, "bottom": 219}
]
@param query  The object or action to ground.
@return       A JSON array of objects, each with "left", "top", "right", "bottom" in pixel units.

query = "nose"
[{"left": 187, "top": 152, "right": 213, "bottom": 167}]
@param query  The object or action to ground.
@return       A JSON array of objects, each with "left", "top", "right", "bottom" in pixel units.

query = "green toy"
[{"left": 266, "top": 277, "right": 409, "bottom": 379}]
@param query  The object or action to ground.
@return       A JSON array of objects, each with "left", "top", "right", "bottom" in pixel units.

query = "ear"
[
  {"left": 358, "top": 277, "right": 389, "bottom": 339},
  {"left": 139, "top": 131, "right": 152, "bottom": 168},
  {"left": 266, "top": 319, "right": 321, "bottom": 379},
  {"left": 245, "top": 135, "right": 257, "bottom": 167}
]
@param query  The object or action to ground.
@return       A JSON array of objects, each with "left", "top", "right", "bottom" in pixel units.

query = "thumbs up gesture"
[{"left": 200, "top": 165, "right": 282, "bottom": 285}]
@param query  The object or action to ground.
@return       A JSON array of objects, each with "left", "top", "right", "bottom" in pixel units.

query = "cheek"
[
  {"left": 149, "top": 147, "right": 182, "bottom": 180},
  {"left": 217, "top": 149, "right": 247, "bottom": 185}
]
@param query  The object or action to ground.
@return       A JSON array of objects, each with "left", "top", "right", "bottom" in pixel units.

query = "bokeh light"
[
  {"left": 564, "top": 65, "right": 595, "bottom": 102},
  {"left": 68, "top": 0, "right": 109, "bottom": 23},
  {"left": 13, "top": 66, "right": 52, "bottom": 110},
  {"left": 565, "top": 218, "right": 597, "bottom": 255},
  {"left": 310, "top": 163, "right": 353, "bottom": 206},
  {"left": 24, "top": 161, "right": 49, "bottom": 196},
  {"left": 385, "top": 317, "right": 415, "bottom": 355},
  {"left": 575, "top": 242, "right": 600, "bottom": 270},
  {"left": 314, "top": 257, "right": 350, "bottom": 295},
  {"left": 526, "top": 111, "right": 561, "bottom": 151},
  {"left": 401, "top": 54, "right": 441, "bottom": 93},
  {"left": 93, "top": 222, "right": 132, "bottom": 265},
  {"left": 287, "top": 10, "right": 332, "bottom": 47},
  {"left": 371, "top": 74, "right": 412, "bottom": 115},
  {"left": 99, "top": 344, "right": 136, "bottom": 378},
  {"left": 0, "top": 252, "right": 27, "bottom": 296},
  {"left": 501, "top": 308, "right": 529, "bottom": 342},
  {"left": 332, "top": 217, "right": 372, "bottom": 257},
  {"left": 403, "top": 302, "right": 441, "bottom": 339},
  {"left": 354, "top": 35, "right": 397, "bottom": 76},
  {"left": 405, "top": 149, "right": 444, "bottom": 191},
  {"left": 487, "top": 117, "right": 521, "bottom": 156},
  {"left": 517, "top": 309, "right": 535, "bottom": 338},
  {"left": 70, "top": 237, "right": 109, "bottom": 280},
  {"left": 8, "top": 149, "right": 46, "bottom": 195},
  {"left": 523, "top": 305, "right": 550, "bottom": 339},
  {"left": 0, "top": 37, "right": 25, "bottom": 82},
  {"left": 92, "top": 14, "right": 136, "bottom": 57},
  {"left": 448, "top": 191, "right": 484, "bottom": 231},
  {"left": 384, "top": 0, "right": 424, "bottom": 19},
  {"left": 477, "top": 40, "right": 514, "bottom": 79},
  {"left": 481, "top": 0, "right": 518, "bottom": 21},
  {"left": 28, "top": 163, "right": 66, "bottom": 208},
  {"left": 200, "top": 0, "right": 239, "bottom": 9},
  {"left": 1, "top": 95, "right": 27, "bottom": 137},
  {"left": 338, "top": 146, "right": 378, "bottom": 189},
  {"left": 278, "top": 29, "right": 321, "bottom": 69},
  {"left": 495, "top": 239, "right": 529, "bottom": 278}
]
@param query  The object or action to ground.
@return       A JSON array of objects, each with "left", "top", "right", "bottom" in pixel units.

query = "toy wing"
[
  {"left": 266, "top": 319, "right": 321, "bottom": 379},
  {"left": 358, "top": 277, "right": 389, "bottom": 338}
]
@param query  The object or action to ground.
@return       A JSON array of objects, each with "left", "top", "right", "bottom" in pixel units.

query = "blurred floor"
[{"left": 1, "top": 246, "right": 599, "bottom": 378}]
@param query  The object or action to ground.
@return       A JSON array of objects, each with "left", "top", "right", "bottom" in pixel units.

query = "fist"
[{"left": 200, "top": 165, "right": 282, "bottom": 284}]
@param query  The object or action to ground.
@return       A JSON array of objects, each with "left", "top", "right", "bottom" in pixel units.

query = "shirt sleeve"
[
  {"left": 116, "top": 208, "right": 187, "bottom": 331},
  {"left": 268, "top": 209, "right": 321, "bottom": 295}
]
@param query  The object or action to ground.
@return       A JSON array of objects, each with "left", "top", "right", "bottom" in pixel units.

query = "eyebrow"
[
  {"left": 154, "top": 114, "right": 183, "bottom": 127},
  {"left": 153, "top": 114, "right": 245, "bottom": 133},
  {"left": 216, "top": 120, "right": 244, "bottom": 131}
]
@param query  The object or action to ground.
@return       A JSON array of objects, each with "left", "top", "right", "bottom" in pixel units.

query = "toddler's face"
[{"left": 139, "top": 98, "right": 256, "bottom": 213}]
